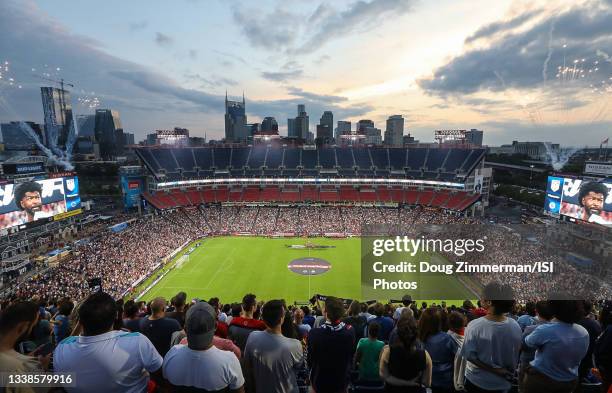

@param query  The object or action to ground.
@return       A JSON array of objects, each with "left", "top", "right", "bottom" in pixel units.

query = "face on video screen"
[{"left": 15, "top": 182, "right": 44, "bottom": 221}]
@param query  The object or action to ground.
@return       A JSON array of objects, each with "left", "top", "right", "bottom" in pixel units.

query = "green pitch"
[{"left": 138, "top": 236, "right": 475, "bottom": 305}]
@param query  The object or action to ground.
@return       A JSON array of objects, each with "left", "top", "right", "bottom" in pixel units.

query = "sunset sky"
[{"left": 0, "top": 0, "right": 611, "bottom": 146}]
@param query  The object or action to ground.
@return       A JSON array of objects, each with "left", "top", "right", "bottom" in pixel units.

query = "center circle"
[{"left": 288, "top": 257, "right": 331, "bottom": 276}]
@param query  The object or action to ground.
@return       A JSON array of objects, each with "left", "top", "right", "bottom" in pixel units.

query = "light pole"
[{"left": 529, "top": 165, "right": 534, "bottom": 189}]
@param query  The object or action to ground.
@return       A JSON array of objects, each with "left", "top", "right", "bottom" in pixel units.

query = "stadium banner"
[
  {"left": 360, "top": 223, "right": 609, "bottom": 301},
  {"left": 543, "top": 176, "right": 612, "bottom": 227},
  {"left": 584, "top": 162, "right": 612, "bottom": 176},
  {"left": 0, "top": 176, "right": 81, "bottom": 231},
  {"left": 1, "top": 162, "right": 45, "bottom": 175},
  {"left": 121, "top": 176, "right": 144, "bottom": 209},
  {"left": 53, "top": 209, "right": 82, "bottom": 221},
  {"left": 109, "top": 222, "right": 129, "bottom": 233}
]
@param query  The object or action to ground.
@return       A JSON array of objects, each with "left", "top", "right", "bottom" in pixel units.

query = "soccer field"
[{"left": 139, "top": 236, "right": 475, "bottom": 305}]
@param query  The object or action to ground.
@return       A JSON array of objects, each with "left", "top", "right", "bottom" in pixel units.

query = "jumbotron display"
[
  {"left": 544, "top": 175, "right": 612, "bottom": 227},
  {"left": 0, "top": 176, "right": 81, "bottom": 230}
]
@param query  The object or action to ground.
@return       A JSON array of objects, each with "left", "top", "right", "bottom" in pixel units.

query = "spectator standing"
[
  {"left": 370, "top": 303, "right": 394, "bottom": 342},
  {"left": 379, "top": 315, "right": 432, "bottom": 393},
  {"left": 308, "top": 296, "right": 356, "bottom": 393},
  {"left": 460, "top": 282, "right": 522, "bottom": 393},
  {"left": 163, "top": 302, "right": 245, "bottom": 392},
  {"left": 165, "top": 292, "right": 188, "bottom": 327},
  {"left": 244, "top": 300, "right": 304, "bottom": 393},
  {"left": 51, "top": 300, "right": 73, "bottom": 344},
  {"left": 343, "top": 300, "right": 367, "bottom": 341},
  {"left": 53, "top": 292, "right": 163, "bottom": 393},
  {"left": 523, "top": 298, "right": 590, "bottom": 393},
  {"left": 355, "top": 322, "right": 385, "bottom": 383},
  {"left": 0, "top": 301, "right": 47, "bottom": 375},
  {"left": 139, "top": 297, "right": 182, "bottom": 357},
  {"left": 418, "top": 307, "right": 458, "bottom": 393},
  {"left": 229, "top": 294, "right": 266, "bottom": 352}
]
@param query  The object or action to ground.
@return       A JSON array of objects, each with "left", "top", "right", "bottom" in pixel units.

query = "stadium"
[
  {"left": 1, "top": 1, "right": 612, "bottom": 391},
  {"left": 1, "top": 141, "right": 611, "bottom": 393}
]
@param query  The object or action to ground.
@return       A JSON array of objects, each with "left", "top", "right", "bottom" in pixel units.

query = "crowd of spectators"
[
  {"left": 1, "top": 283, "right": 611, "bottom": 392},
  {"left": 2, "top": 205, "right": 610, "bottom": 311}
]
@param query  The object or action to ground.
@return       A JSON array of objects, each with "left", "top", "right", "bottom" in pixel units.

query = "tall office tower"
[
  {"left": 335, "top": 121, "right": 351, "bottom": 139},
  {"left": 295, "top": 104, "right": 309, "bottom": 140},
  {"left": 76, "top": 115, "right": 96, "bottom": 138},
  {"left": 260, "top": 117, "right": 279, "bottom": 134},
  {"left": 384, "top": 115, "right": 404, "bottom": 146},
  {"left": 287, "top": 118, "right": 297, "bottom": 138},
  {"left": 41, "top": 86, "right": 74, "bottom": 150},
  {"left": 224, "top": 92, "right": 248, "bottom": 142},
  {"left": 320, "top": 111, "right": 333, "bottom": 131},
  {"left": 356, "top": 119, "right": 374, "bottom": 134},
  {"left": 364, "top": 126, "right": 382, "bottom": 145},
  {"left": 94, "top": 109, "right": 123, "bottom": 159}
]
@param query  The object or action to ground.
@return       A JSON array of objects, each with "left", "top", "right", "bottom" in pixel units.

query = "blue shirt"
[
  {"left": 371, "top": 316, "right": 394, "bottom": 342},
  {"left": 424, "top": 332, "right": 458, "bottom": 389},
  {"left": 525, "top": 321, "right": 589, "bottom": 382},
  {"left": 460, "top": 316, "right": 522, "bottom": 391},
  {"left": 53, "top": 315, "right": 69, "bottom": 342},
  {"left": 517, "top": 315, "right": 536, "bottom": 331}
]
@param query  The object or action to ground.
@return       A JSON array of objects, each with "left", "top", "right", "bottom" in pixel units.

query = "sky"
[{"left": 0, "top": 0, "right": 611, "bottom": 147}]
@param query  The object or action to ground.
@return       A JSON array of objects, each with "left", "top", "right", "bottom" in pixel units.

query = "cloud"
[
  {"left": 314, "top": 54, "right": 330, "bottom": 65},
  {"left": 261, "top": 69, "right": 303, "bottom": 82},
  {"left": 129, "top": 20, "right": 148, "bottom": 32},
  {"left": 286, "top": 87, "right": 347, "bottom": 103},
  {"left": 232, "top": 5, "right": 299, "bottom": 49},
  {"left": 188, "top": 49, "right": 198, "bottom": 59},
  {"left": 232, "top": 0, "right": 415, "bottom": 55},
  {"left": 184, "top": 72, "right": 238, "bottom": 88},
  {"left": 418, "top": 1, "right": 612, "bottom": 96},
  {"left": 155, "top": 32, "right": 173, "bottom": 46},
  {"left": 465, "top": 9, "right": 542, "bottom": 44}
]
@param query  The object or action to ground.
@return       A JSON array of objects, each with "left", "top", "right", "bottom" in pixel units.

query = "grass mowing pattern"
[{"left": 140, "top": 236, "right": 474, "bottom": 305}]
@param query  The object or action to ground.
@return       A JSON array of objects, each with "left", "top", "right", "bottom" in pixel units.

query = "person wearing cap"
[
  {"left": 243, "top": 300, "right": 304, "bottom": 393},
  {"left": 163, "top": 302, "right": 245, "bottom": 392}
]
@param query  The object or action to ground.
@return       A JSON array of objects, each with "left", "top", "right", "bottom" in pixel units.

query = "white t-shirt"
[
  {"left": 163, "top": 345, "right": 244, "bottom": 390},
  {"left": 53, "top": 331, "right": 163, "bottom": 393}
]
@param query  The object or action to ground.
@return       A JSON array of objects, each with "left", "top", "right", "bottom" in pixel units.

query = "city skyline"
[{"left": 0, "top": 0, "right": 611, "bottom": 146}]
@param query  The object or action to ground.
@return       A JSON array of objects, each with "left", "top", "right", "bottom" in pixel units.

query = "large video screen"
[
  {"left": 544, "top": 176, "right": 612, "bottom": 227},
  {"left": 0, "top": 177, "right": 81, "bottom": 230}
]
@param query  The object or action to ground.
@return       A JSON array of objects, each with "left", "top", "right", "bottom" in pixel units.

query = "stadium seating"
[{"left": 135, "top": 146, "right": 486, "bottom": 181}]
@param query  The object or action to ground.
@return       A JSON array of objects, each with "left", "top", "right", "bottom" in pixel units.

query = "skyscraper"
[
  {"left": 41, "top": 86, "right": 74, "bottom": 150},
  {"left": 225, "top": 92, "right": 248, "bottom": 142},
  {"left": 320, "top": 111, "right": 333, "bottom": 131},
  {"left": 94, "top": 109, "right": 123, "bottom": 159},
  {"left": 287, "top": 118, "right": 298, "bottom": 138},
  {"left": 364, "top": 126, "right": 382, "bottom": 145},
  {"left": 335, "top": 121, "right": 351, "bottom": 139},
  {"left": 296, "top": 104, "right": 309, "bottom": 140},
  {"left": 357, "top": 119, "right": 374, "bottom": 134},
  {"left": 260, "top": 117, "right": 279, "bottom": 134},
  {"left": 76, "top": 115, "right": 96, "bottom": 138},
  {"left": 384, "top": 115, "right": 404, "bottom": 146}
]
